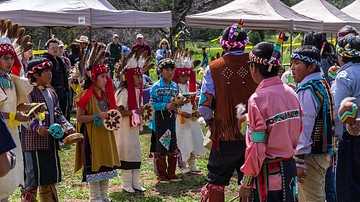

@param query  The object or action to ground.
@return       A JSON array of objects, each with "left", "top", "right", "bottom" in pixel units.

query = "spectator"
[
  {"left": 42, "top": 38, "right": 71, "bottom": 120},
  {"left": 106, "top": 34, "right": 123, "bottom": 80},
  {"left": 155, "top": 38, "right": 171, "bottom": 63}
]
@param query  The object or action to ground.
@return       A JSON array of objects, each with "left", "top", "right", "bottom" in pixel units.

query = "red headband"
[
  {"left": 0, "top": 43, "right": 22, "bottom": 76},
  {"left": 78, "top": 64, "right": 116, "bottom": 110}
]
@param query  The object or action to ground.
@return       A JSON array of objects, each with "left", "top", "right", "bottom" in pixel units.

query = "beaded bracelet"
[
  {"left": 293, "top": 155, "right": 305, "bottom": 164},
  {"left": 93, "top": 113, "right": 102, "bottom": 126},
  {"left": 242, "top": 175, "right": 254, "bottom": 188}
]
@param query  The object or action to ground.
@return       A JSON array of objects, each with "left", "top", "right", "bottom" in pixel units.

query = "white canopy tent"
[
  {"left": 292, "top": 0, "right": 360, "bottom": 33},
  {"left": 185, "top": 0, "right": 323, "bottom": 32},
  {"left": 341, "top": 0, "right": 360, "bottom": 20},
  {"left": 0, "top": 0, "right": 172, "bottom": 28}
]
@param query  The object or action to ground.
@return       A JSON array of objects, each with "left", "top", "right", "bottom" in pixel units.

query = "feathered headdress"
[
  {"left": 0, "top": 19, "right": 31, "bottom": 76},
  {"left": 77, "top": 42, "right": 116, "bottom": 110},
  {"left": 172, "top": 48, "right": 201, "bottom": 104},
  {"left": 118, "top": 50, "right": 154, "bottom": 111}
]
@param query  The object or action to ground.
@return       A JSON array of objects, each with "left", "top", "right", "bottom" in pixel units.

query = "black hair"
[
  {"left": 292, "top": 45, "right": 321, "bottom": 72},
  {"left": 222, "top": 26, "right": 247, "bottom": 51},
  {"left": 337, "top": 34, "right": 360, "bottom": 64},
  {"left": 27, "top": 58, "right": 52, "bottom": 83},
  {"left": 251, "top": 42, "right": 280, "bottom": 78},
  {"left": 44, "top": 38, "right": 60, "bottom": 48},
  {"left": 303, "top": 31, "right": 335, "bottom": 54}
]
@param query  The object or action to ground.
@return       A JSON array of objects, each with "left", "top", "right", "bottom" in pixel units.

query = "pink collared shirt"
[{"left": 240, "top": 76, "right": 302, "bottom": 191}]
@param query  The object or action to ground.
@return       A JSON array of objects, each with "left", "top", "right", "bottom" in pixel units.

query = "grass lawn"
[{"left": 9, "top": 127, "right": 240, "bottom": 202}]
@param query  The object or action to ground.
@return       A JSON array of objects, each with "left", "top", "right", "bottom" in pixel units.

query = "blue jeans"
[
  {"left": 325, "top": 165, "right": 337, "bottom": 202},
  {"left": 336, "top": 133, "right": 360, "bottom": 202}
]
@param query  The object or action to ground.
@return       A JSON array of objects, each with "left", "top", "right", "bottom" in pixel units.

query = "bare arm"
[{"left": 76, "top": 107, "right": 108, "bottom": 123}]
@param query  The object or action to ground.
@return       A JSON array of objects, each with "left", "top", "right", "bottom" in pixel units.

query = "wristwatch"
[{"left": 7, "top": 150, "right": 16, "bottom": 169}]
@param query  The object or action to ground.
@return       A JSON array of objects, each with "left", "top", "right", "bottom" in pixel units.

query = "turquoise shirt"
[{"left": 149, "top": 77, "right": 178, "bottom": 131}]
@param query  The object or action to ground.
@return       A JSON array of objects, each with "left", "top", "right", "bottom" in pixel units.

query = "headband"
[
  {"left": 290, "top": 53, "right": 322, "bottom": 66},
  {"left": 336, "top": 43, "right": 360, "bottom": 58},
  {"left": 158, "top": 58, "right": 176, "bottom": 70},
  {"left": 248, "top": 52, "right": 281, "bottom": 67},
  {"left": 220, "top": 20, "right": 248, "bottom": 49},
  {"left": 27, "top": 60, "right": 52, "bottom": 75}
]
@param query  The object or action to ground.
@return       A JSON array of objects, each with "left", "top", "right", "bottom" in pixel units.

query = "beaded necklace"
[{"left": 94, "top": 90, "right": 107, "bottom": 112}]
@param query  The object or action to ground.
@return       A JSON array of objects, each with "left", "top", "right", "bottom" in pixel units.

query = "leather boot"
[
  {"left": 167, "top": 154, "right": 180, "bottom": 181},
  {"left": 121, "top": 170, "right": 135, "bottom": 193},
  {"left": 39, "top": 184, "right": 58, "bottom": 202},
  {"left": 155, "top": 156, "right": 169, "bottom": 183},
  {"left": 89, "top": 181, "right": 102, "bottom": 202},
  {"left": 132, "top": 169, "right": 146, "bottom": 192},
  {"left": 99, "top": 180, "right": 109, "bottom": 200},
  {"left": 209, "top": 188, "right": 225, "bottom": 202}
]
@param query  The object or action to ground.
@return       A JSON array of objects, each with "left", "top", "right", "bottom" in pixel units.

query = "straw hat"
[{"left": 75, "top": 35, "right": 89, "bottom": 44}]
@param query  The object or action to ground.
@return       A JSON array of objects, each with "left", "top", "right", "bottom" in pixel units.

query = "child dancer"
[
  {"left": 173, "top": 56, "right": 206, "bottom": 174},
  {"left": 74, "top": 56, "right": 120, "bottom": 201},
  {"left": 0, "top": 36, "right": 33, "bottom": 200},
  {"left": 114, "top": 53, "right": 147, "bottom": 193},
  {"left": 239, "top": 39, "right": 302, "bottom": 201},
  {"left": 22, "top": 58, "right": 75, "bottom": 201},
  {"left": 149, "top": 58, "right": 180, "bottom": 183}
]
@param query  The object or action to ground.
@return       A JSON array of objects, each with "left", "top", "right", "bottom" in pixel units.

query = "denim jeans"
[
  {"left": 336, "top": 133, "right": 360, "bottom": 202},
  {"left": 325, "top": 165, "right": 337, "bottom": 202}
]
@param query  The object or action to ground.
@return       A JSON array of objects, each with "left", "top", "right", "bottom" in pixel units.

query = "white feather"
[
  {"left": 340, "top": 97, "right": 356, "bottom": 107},
  {"left": 197, "top": 117, "right": 206, "bottom": 125},
  {"left": 236, "top": 103, "right": 246, "bottom": 119}
]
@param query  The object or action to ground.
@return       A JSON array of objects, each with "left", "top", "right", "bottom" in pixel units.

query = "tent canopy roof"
[
  {"left": 292, "top": 0, "right": 360, "bottom": 33},
  {"left": 185, "top": 0, "right": 323, "bottom": 31},
  {"left": 341, "top": 0, "right": 360, "bottom": 20},
  {"left": 0, "top": 0, "right": 172, "bottom": 28}
]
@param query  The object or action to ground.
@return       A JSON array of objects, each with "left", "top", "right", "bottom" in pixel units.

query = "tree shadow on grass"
[
  {"left": 110, "top": 192, "right": 164, "bottom": 202},
  {"left": 153, "top": 173, "right": 206, "bottom": 197}
]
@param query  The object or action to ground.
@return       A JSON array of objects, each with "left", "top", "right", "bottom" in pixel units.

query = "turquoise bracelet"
[
  {"left": 251, "top": 131, "right": 266, "bottom": 142},
  {"left": 93, "top": 113, "right": 102, "bottom": 126}
]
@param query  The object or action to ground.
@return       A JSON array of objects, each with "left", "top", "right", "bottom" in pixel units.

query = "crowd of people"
[{"left": 0, "top": 17, "right": 360, "bottom": 202}]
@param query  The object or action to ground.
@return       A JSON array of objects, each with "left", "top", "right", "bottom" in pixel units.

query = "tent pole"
[
  {"left": 290, "top": 31, "right": 293, "bottom": 55},
  {"left": 89, "top": 26, "right": 92, "bottom": 42}
]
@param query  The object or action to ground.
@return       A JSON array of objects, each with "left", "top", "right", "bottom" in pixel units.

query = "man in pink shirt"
[{"left": 238, "top": 41, "right": 302, "bottom": 202}]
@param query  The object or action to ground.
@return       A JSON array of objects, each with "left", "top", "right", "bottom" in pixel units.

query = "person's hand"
[
  {"left": 15, "top": 113, "right": 30, "bottom": 122},
  {"left": 347, "top": 120, "right": 360, "bottom": 136},
  {"left": 38, "top": 126, "right": 49, "bottom": 136},
  {"left": 98, "top": 112, "right": 109, "bottom": 119},
  {"left": 67, "top": 128, "right": 76, "bottom": 134},
  {"left": 238, "top": 185, "right": 252, "bottom": 202},
  {"left": 136, "top": 107, "right": 145, "bottom": 115},
  {"left": 166, "top": 103, "right": 175, "bottom": 111},
  {"left": 297, "top": 167, "right": 307, "bottom": 183},
  {"left": 181, "top": 112, "right": 191, "bottom": 119},
  {"left": 288, "top": 83, "right": 296, "bottom": 90}
]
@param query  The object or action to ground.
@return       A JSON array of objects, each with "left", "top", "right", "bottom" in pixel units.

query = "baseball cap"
[
  {"left": 136, "top": 34, "right": 144, "bottom": 39},
  {"left": 113, "top": 34, "right": 119, "bottom": 38}
]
